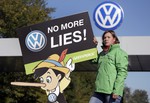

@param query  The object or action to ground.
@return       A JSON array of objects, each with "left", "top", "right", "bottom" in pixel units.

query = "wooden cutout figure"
[{"left": 11, "top": 49, "right": 75, "bottom": 103}]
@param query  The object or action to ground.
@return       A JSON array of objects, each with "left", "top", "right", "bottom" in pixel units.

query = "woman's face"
[{"left": 103, "top": 32, "right": 116, "bottom": 46}]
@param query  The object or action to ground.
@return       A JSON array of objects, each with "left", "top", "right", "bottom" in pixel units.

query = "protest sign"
[{"left": 17, "top": 12, "right": 97, "bottom": 74}]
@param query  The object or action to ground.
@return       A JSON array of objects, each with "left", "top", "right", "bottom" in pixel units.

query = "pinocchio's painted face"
[{"left": 39, "top": 69, "right": 61, "bottom": 92}]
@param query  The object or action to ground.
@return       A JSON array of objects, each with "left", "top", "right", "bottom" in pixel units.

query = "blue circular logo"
[
  {"left": 48, "top": 93, "right": 57, "bottom": 102},
  {"left": 25, "top": 30, "right": 47, "bottom": 52},
  {"left": 93, "top": 1, "right": 124, "bottom": 31}
]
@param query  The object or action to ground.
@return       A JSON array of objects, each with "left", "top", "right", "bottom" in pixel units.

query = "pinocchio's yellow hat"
[{"left": 33, "top": 54, "right": 69, "bottom": 74}]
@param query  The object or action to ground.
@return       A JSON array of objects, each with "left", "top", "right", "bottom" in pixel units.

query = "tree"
[
  {"left": 130, "top": 89, "right": 149, "bottom": 103},
  {"left": 123, "top": 86, "right": 132, "bottom": 103},
  {"left": 124, "top": 86, "right": 149, "bottom": 103},
  {"left": 0, "top": 0, "right": 55, "bottom": 37},
  {"left": 0, "top": 0, "right": 55, "bottom": 102},
  {"left": 65, "top": 72, "right": 96, "bottom": 103}
]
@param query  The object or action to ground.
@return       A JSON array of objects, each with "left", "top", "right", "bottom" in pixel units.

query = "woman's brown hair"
[{"left": 102, "top": 30, "right": 120, "bottom": 44}]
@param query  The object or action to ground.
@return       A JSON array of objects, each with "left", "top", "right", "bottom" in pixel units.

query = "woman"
[{"left": 89, "top": 30, "right": 128, "bottom": 103}]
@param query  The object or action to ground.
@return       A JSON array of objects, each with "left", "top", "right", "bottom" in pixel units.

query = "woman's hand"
[
  {"left": 112, "top": 94, "right": 119, "bottom": 99},
  {"left": 93, "top": 37, "right": 98, "bottom": 45}
]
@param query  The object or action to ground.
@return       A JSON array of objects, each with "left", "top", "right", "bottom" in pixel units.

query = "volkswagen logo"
[
  {"left": 48, "top": 93, "right": 57, "bottom": 102},
  {"left": 25, "top": 30, "right": 47, "bottom": 52},
  {"left": 93, "top": 1, "right": 124, "bottom": 31}
]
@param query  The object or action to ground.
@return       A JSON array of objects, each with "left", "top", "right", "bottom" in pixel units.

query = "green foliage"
[
  {"left": 124, "top": 86, "right": 149, "bottom": 103},
  {"left": 131, "top": 89, "right": 149, "bottom": 103},
  {"left": 0, "top": 0, "right": 55, "bottom": 37},
  {"left": 65, "top": 72, "right": 96, "bottom": 103},
  {"left": 0, "top": 57, "right": 24, "bottom": 72},
  {"left": 0, "top": 72, "right": 47, "bottom": 103}
]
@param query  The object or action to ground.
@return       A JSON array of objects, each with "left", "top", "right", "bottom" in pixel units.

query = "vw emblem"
[
  {"left": 25, "top": 30, "right": 47, "bottom": 52},
  {"left": 48, "top": 93, "right": 57, "bottom": 102},
  {"left": 93, "top": 1, "right": 124, "bottom": 31}
]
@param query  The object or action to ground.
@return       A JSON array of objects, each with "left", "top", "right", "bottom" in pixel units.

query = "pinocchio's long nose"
[{"left": 11, "top": 82, "right": 46, "bottom": 87}]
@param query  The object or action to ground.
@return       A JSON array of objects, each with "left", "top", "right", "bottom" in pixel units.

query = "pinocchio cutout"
[{"left": 11, "top": 49, "right": 75, "bottom": 103}]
